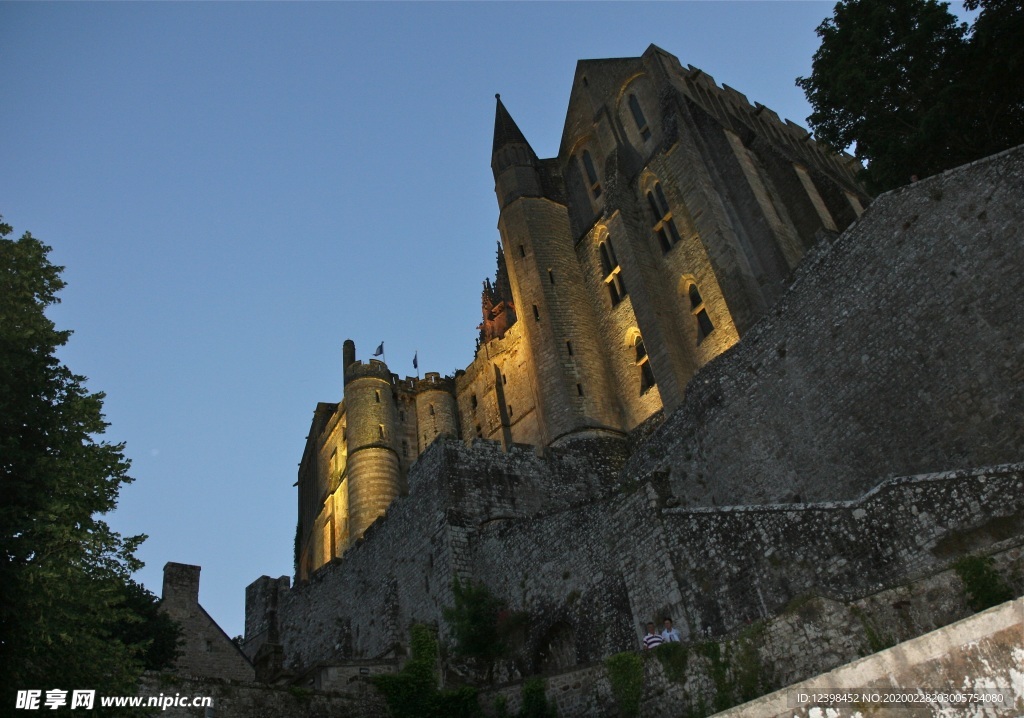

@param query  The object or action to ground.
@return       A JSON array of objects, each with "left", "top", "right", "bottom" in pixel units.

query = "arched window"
[
  {"left": 688, "top": 283, "right": 715, "bottom": 342},
  {"left": 647, "top": 182, "right": 682, "bottom": 253},
  {"left": 598, "top": 239, "right": 627, "bottom": 306},
  {"left": 628, "top": 94, "right": 651, "bottom": 141},
  {"left": 581, "top": 150, "right": 602, "bottom": 199},
  {"left": 634, "top": 335, "right": 655, "bottom": 394}
]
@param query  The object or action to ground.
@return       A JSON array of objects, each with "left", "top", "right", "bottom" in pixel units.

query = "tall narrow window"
[
  {"left": 581, "top": 150, "right": 602, "bottom": 198},
  {"left": 647, "top": 182, "right": 682, "bottom": 253},
  {"left": 688, "top": 284, "right": 715, "bottom": 342},
  {"left": 628, "top": 94, "right": 651, "bottom": 141},
  {"left": 598, "top": 239, "right": 627, "bottom": 307},
  {"left": 375, "top": 390, "right": 381, "bottom": 403},
  {"left": 378, "top": 424, "right": 386, "bottom": 439},
  {"left": 634, "top": 335, "right": 656, "bottom": 394}
]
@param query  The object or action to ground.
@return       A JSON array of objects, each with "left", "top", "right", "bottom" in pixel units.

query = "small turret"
[
  {"left": 492, "top": 94, "right": 543, "bottom": 209},
  {"left": 343, "top": 339, "right": 356, "bottom": 377},
  {"left": 479, "top": 243, "right": 517, "bottom": 345},
  {"left": 415, "top": 373, "right": 458, "bottom": 452}
]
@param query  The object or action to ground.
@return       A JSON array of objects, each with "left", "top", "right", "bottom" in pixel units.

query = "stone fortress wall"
[
  {"left": 292, "top": 44, "right": 876, "bottom": 580},
  {"left": 625, "top": 142, "right": 1024, "bottom": 507},
  {"left": 246, "top": 147, "right": 1024, "bottom": 707},
  {"left": 229, "top": 43, "right": 1024, "bottom": 716}
]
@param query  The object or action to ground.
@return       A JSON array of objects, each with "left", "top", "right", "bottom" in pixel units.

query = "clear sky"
[{"left": 2, "top": 1, "right": 856, "bottom": 639}]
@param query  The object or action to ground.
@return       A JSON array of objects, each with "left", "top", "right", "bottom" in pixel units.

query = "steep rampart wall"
[
  {"left": 625, "top": 146, "right": 1024, "bottom": 506},
  {"left": 268, "top": 437, "right": 628, "bottom": 669},
  {"left": 471, "top": 465, "right": 1024, "bottom": 672}
]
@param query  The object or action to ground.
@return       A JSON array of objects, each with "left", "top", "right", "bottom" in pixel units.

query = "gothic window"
[
  {"left": 647, "top": 182, "right": 682, "bottom": 253},
  {"left": 598, "top": 239, "right": 627, "bottom": 307},
  {"left": 688, "top": 283, "right": 715, "bottom": 342},
  {"left": 634, "top": 335, "right": 656, "bottom": 394},
  {"left": 375, "top": 390, "right": 381, "bottom": 403},
  {"left": 628, "top": 94, "right": 651, "bottom": 141},
  {"left": 581, "top": 150, "right": 602, "bottom": 198}
]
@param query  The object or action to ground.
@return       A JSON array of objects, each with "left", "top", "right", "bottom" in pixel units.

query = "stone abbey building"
[
  {"left": 295, "top": 45, "right": 869, "bottom": 580},
  {"left": 222, "top": 45, "right": 1023, "bottom": 717}
]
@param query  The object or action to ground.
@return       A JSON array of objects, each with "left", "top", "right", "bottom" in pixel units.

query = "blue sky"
[{"left": 3, "top": 1, "right": 856, "bottom": 639}]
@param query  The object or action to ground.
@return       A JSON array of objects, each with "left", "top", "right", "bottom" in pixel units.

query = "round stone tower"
[
  {"left": 415, "top": 372, "right": 458, "bottom": 453},
  {"left": 492, "top": 95, "right": 624, "bottom": 445},
  {"left": 342, "top": 342, "right": 401, "bottom": 541}
]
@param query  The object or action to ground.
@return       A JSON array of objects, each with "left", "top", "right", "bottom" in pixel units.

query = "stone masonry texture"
[{"left": 213, "top": 48, "right": 1024, "bottom": 718}]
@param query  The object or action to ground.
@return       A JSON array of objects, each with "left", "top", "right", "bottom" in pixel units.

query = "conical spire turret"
[
  {"left": 491, "top": 94, "right": 538, "bottom": 176},
  {"left": 491, "top": 95, "right": 543, "bottom": 208}
]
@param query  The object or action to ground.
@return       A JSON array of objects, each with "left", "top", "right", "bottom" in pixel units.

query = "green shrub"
[
  {"left": 372, "top": 625, "right": 481, "bottom": 718},
  {"left": 955, "top": 555, "right": 1013, "bottom": 612},
  {"left": 604, "top": 652, "right": 643, "bottom": 718},
  {"left": 520, "top": 676, "right": 557, "bottom": 718},
  {"left": 653, "top": 641, "right": 688, "bottom": 683}
]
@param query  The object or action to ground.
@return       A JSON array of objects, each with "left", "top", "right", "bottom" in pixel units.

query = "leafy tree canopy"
[
  {"left": 0, "top": 218, "right": 178, "bottom": 709},
  {"left": 798, "top": 0, "right": 1024, "bottom": 193}
]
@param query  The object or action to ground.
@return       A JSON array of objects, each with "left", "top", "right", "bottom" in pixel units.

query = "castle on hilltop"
[
  {"left": 295, "top": 45, "right": 870, "bottom": 581},
  {"left": 184, "top": 43, "right": 1024, "bottom": 717}
]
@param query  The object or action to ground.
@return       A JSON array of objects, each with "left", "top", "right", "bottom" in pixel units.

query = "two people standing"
[{"left": 641, "top": 617, "right": 681, "bottom": 650}]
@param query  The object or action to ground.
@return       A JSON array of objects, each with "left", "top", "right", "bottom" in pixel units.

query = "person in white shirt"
[{"left": 661, "top": 617, "right": 681, "bottom": 643}]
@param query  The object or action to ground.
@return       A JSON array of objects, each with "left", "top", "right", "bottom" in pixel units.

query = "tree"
[
  {"left": 797, "top": 0, "right": 968, "bottom": 193},
  {"left": 0, "top": 218, "right": 174, "bottom": 708},
  {"left": 798, "top": 0, "right": 1024, "bottom": 193},
  {"left": 959, "top": 0, "right": 1024, "bottom": 154}
]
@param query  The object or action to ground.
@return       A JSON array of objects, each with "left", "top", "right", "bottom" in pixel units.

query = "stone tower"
[
  {"left": 342, "top": 341, "right": 401, "bottom": 541},
  {"left": 491, "top": 95, "right": 624, "bottom": 446}
]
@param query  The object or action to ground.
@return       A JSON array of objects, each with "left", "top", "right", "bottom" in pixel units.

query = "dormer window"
[
  {"left": 599, "top": 239, "right": 627, "bottom": 307},
  {"left": 628, "top": 94, "right": 651, "bottom": 141},
  {"left": 581, "top": 150, "right": 602, "bottom": 199},
  {"left": 647, "top": 182, "right": 682, "bottom": 253}
]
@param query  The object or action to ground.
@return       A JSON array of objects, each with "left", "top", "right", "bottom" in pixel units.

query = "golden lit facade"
[{"left": 295, "top": 45, "right": 867, "bottom": 580}]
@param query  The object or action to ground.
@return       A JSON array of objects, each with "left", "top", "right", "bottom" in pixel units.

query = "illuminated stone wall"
[
  {"left": 293, "top": 45, "right": 870, "bottom": 579},
  {"left": 253, "top": 146, "right": 1024, "bottom": 697},
  {"left": 626, "top": 144, "right": 1024, "bottom": 507}
]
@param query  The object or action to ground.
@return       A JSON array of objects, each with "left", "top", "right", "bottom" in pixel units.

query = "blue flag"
[
  {"left": 413, "top": 351, "right": 418, "bottom": 370},
  {"left": 374, "top": 342, "right": 384, "bottom": 357}
]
